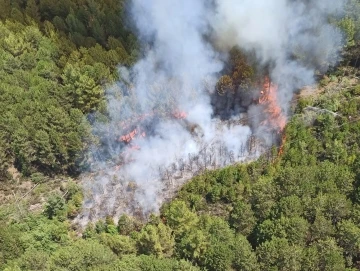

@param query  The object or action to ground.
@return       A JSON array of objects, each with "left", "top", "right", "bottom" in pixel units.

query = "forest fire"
[
  {"left": 74, "top": 0, "right": 346, "bottom": 240},
  {"left": 80, "top": 76, "right": 292, "bottom": 225},
  {"left": 259, "top": 76, "right": 287, "bottom": 132},
  {"left": 118, "top": 110, "right": 188, "bottom": 145},
  {"left": 119, "top": 129, "right": 146, "bottom": 143},
  {"left": 172, "top": 111, "right": 187, "bottom": 119},
  {"left": 278, "top": 134, "right": 287, "bottom": 156}
]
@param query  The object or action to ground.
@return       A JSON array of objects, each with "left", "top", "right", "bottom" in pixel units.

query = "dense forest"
[
  {"left": 1, "top": 0, "right": 360, "bottom": 270},
  {"left": 0, "top": 0, "right": 138, "bottom": 179}
]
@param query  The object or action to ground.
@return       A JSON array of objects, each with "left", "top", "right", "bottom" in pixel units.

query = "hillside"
[
  {"left": 1, "top": 0, "right": 360, "bottom": 271},
  {"left": 1, "top": 68, "right": 360, "bottom": 270}
]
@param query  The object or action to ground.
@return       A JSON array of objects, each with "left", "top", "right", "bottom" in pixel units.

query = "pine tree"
[
  {"left": 0, "top": 0, "right": 11, "bottom": 20},
  {"left": 25, "top": 0, "right": 41, "bottom": 23}
]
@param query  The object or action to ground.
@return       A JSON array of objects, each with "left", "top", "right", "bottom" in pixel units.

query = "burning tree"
[{"left": 258, "top": 76, "right": 287, "bottom": 132}]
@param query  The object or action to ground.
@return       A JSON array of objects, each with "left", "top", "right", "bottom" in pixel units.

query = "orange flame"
[
  {"left": 259, "top": 76, "right": 287, "bottom": 132},
  {"left": 118, "top": 110, "right": 187, "bottom": 144},
  {"left": 119, "top": 129, "right": 147, "bottom": 143},
  {"left": 172, "top": 111, "right": 187, "bottom": 119},
  {"left": 278, "top": 134, "right": 286, "bottom": 156},
  {"left": 119, "top": 128, "right": 139, "bottom": 143},
  {"left": 129, "top": 144, "right": 141, "bottom": 150}
]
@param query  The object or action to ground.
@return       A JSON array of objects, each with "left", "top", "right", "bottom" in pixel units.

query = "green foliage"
[
  {"left": 337, "top": 220, "right": 360, "bottom": 260},
  {"left": 61, "top": 62, "right": 105, "bottom": 113},
  {"left": 339, "top": 17, "right": 356, "bottom": 47},
  {"left": 310, "top": 214, "right": 335, "bottom": 242},
  {"left": 255, "top": 216, "right": 309, "bottom": 246},
  {"left": 31, "top": 172, "right": 47, "bottom": 184},
  {"left": 311, "top": 238, "right": 346, "bottom": 270},
  {"left": 203, "top": 243, "right": 233, "bottom": 271},
  {"left": 176, "top": 228, "right": 208, "bottom": 262},
  {"left": 0, "top": 224, "right": 24, "bottom": 267},
  {"left": 0, "top": 0, "right": 137, "bottom": 179},
  {"left": 1, "top": 81, "right": 359, "bottom": 270},
  {"left": 159, "top": 76, "right": 360, "bottom": 269},
  {"left": 44, "top": 193, "right": 66, "bottom": 220},
  {"left": 233, "top": 235, "right": 260, "bottom": 271},
  {"left": 118, "top": 214, "right": 137, "bottom": 235},
  {"left": 256, "top": 238, "right": 303, "bottom": 271},
  {"left": 51, "top": 239, "right": 117, "bottom": 271},
  {"left": 229, "top": 200, "right": 256, "bottom": 235},
  {"left": 343, "top": 0, "right": 360, "bottom": 42},
  {"left": 118, "top": 254, "right": 201, "bottom": 271},
  {"left": 99, "top": 233, "right": 137, "bottom": 256},
  {"left": 228, "top": 47, "right": 256, "bottom": 90},
  {"left": 250, "top": 176, "right": 277, "bottom": 221},
  {"left": 137, "top": 222, "right": 175, "bottom": 258},
  {"left": 0, "top": 21, "right": 96, "bottom": 177},
  {"left": 2, "top": 0, "right": 138, "bottom": 62},
  {"left": 1, "top": 3, "right": 360, "bottom": 271},
  {"left": 12, "top": 216, "right": 69, "bottom": 259},
  {"left": 83, "top": 223, "right": 96, "bottom": 239},
  {"left": 95, "top": 220, "right": 106, "bottom": 234},
  {"left": 15, "top": 247, "right": 50, "bottom": 271},
  {"left": 163, "top": 200, "right": 198, "bottom": 235},
  {"left": 199, "top": 216, "right": 236, "bottom": 270}
]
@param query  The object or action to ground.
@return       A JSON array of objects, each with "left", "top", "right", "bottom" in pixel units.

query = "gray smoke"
[
  {"left": 211, "top": 0, "right": 344, "bottom": 115},
  {"left": 76, "top": 0, "right": 345, "bottom": 225}
]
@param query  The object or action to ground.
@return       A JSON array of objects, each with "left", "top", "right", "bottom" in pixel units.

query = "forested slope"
[
  {"left": 0, "top": 0, "right": 137, "bottom": 179},
  {"left": 1, "top": 1, "right": 360, "bottom": 271},
  {"left": 2, "top": 67, "right": 360, "bottom": 271}
]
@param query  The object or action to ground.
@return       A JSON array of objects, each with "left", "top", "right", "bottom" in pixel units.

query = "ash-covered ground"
[{"left": 75, "top": 114, "right": 269, "bottom": 226}]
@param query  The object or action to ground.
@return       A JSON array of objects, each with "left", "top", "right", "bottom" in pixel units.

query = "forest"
[{"left": 1, "top": 0, "right": 360, "bottom": 270}]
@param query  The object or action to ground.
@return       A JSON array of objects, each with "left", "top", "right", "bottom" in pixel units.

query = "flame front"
[
  {"left": 259, "top": 76, "right": 287, "bottom": 132},
  {"left": 118, "top": 109, "right": 187, "bottom": 145}
]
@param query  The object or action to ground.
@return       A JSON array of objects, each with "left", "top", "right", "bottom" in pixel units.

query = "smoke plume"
[
  {"left": 211, "top": 0, "right": 343, "bottom": 115},
  {"left": 76, "top": 0, "right": 345, "bottom": 225}
]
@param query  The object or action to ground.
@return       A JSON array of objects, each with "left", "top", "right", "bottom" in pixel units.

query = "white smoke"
[
  {"left": 211, "top": 0, "right": 344, "bottom": 114},
  {"left": 76, "top": 0, "right": 345, "bottom": 225}
]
